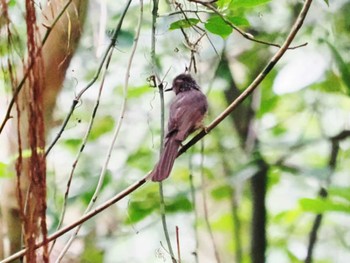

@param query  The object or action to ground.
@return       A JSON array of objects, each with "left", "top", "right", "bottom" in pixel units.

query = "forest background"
[{"left": 1, "top": 0, "right": 350, "bottom": 262}]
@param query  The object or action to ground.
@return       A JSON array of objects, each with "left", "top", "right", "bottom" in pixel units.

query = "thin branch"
[
  {"left": 152, "top": 0, "right": 176, "bottom": 260},
  {"left": 188, "top": 0, "right": 307, "bottom": 50},
  {"left": 50, "top": 48, "right": 111, "bottom": 257},
  {"left": 304, "top": 130, "right": 347, "bottom": 263},
  {"left": 45, "top": 0, "right": 133, "bottom": 156},
  {"left": 160, "top": 9, "right": 212, "bottom": 17},
  {"left": 0, "top": 176, "right": 148, "bottom": 263},
  {"left": 1, "top": 1, "right": 315, "bottom": 262},
  {"left": 55, "top": 1, "right": 143, "bottom": 260},
  {"left": 176, "top": 226, "right": 181, "bottom": 263}
]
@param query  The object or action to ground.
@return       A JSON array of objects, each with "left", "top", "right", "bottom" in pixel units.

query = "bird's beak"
[{"left": 164, "top": 86, "right": 173, "bottom": 92}]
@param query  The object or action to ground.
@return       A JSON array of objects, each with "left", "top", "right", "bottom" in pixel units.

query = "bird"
[{"left": 149, "top": 73, "right": 208, "bottom": 182}]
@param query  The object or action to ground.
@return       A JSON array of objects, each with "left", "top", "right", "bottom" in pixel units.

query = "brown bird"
[{"left": 149, "top": 74, "right": 208, "bottom": 182}]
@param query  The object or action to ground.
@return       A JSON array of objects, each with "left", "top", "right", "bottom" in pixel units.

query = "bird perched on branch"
[{"left": 149, "top": 73, "right": 208, "bottom": 182}]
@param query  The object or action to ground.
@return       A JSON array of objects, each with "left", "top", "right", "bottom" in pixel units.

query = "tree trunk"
[{"left": 0, "top": 0, "right": 87, "bottom": 260}]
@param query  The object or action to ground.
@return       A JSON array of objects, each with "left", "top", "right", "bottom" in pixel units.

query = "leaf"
[
  {"left": 325, "top": 40, "right": 350, "bottom": 95},
  {"left": 63, "top": 138, "right": 82, "bottom": 151},
  {"left": 126, "top": 184, "right": 159, "bottom": 224},
  {"left": 126, "top": 198, "right": 158, "bottom": 224},
  {"left": 89, "top": 115, "right": 114, "bottom": 141},
  {"left": 212, "top": 213, "right": 234, "bottom": 232},
  {"left": 8, "top": 0, "right": 16, "bottom": 7},
  {"left": 128, "top": 85, "right": 150, "bottom": 98},
  {"left": 126, "top": 147, "right": 153, "bottom": 171},
  {"left": 227, "top": 16, "right": 250, "bottom": 26},
  {"left": 211, "top": 184, "right": 232, "bottom": 200},
  {"left": 217, "top": 0, "right": 232, "bottom": 9},
  {"left": 169, "top": 18, "right": 200, "bottom": 30},
  {"left": 230, "top": 0, "right": 271, "bottom": 8},
  {"left": 205, "top": 16, "right": 232, "bottom": 38},
  {"left": 329, "top": 187, "right": 350, "bottom": 202},
  {"left": 299, "top": 198, "right": 350, "bottom": 214},
  {"left": 323, "top": 0, "right": 329, "bottom": 6},
  {"left": 166, "top": 194, "right": 192, "bottom": 213},
  {"left": 0, "top": 162, "right": 12, "bottom": 178}
]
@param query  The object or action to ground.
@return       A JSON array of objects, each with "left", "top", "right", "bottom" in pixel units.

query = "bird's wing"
[{"left": 167, "top": 90, "right": 207, "bottom": 142}]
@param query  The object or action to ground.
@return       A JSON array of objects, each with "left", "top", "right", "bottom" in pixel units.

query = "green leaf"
[
  {"left": 230, "top": 0, "right": 272, "bottom": 8},
  {"left": 128, "top": 85, "right": 150, "bottom": 98},
  {"left": 63, "top": 138, "right": 82, "bottom": 151},
  {"left": 0, "top": 162, "right": 12, "bottom": 178},
  {"left": 212, "top": 213, "right": 234, "bottom": 232},
  {"left": 205, "top": 16, "right": 232, "bottom": 38},
  {"left": 169, "top": 18, "right": 200, "bottom": 30},
  {"left": 126, "top": 184, "right": 159, "bottom": 224},
  {"left": 227, "top": 16, "right": 250, "bottom": 26},
  {"left": 211, "top": 184, "right": 232, "bottom": 200},
  {"left": 126, "top": 147, "right": 153, "bottom": 171},
  {"left": 217, "top": 0, "right": 233, "bottom": 9},
  {"left": 329, "top": 187, "right": 350, "bottom": 202},
  {"left": 90, "top": 115, "right": 114, "bottom": 141},
  {"left": 325, "top": 40, "right": 350, "bottom": 95},
  {"left": 8, "top": 0, "right": 16, "bottom": 7},
  {"left": 126, "top": 198, "right": 158, "bottom": 224},
  {"left": 166, "top": 194, "right": 193, "bottom": 213},
  {"left": 299, "top": 198, "right": 350, "bottom": 214},
  {"left": 323, "top": 0, "right": 329, "bottom": 6}
]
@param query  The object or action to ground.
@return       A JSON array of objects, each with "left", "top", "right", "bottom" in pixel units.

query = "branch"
[
  {"left": 152, "top": 0, "right": 177, "bottom": 261},
  {"left": 179, "top": 0, "right": 314, "bottom": 155},
  {"left": 305, "top": 129, "right": 350, "bottom": 263},
  {"left": 1, "top": 1, "right": 314, "bottom": 262},
  {"left": 45, "top": 0, "right": 133, "bottom": 156},
  {"left": 0, "top": 176, "right": 148, "bottom": 263},
  {"left": 188, "top": 0, "right": 307, "bottom": 50}
]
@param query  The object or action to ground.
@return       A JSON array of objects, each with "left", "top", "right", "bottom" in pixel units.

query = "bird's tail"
[{"left": 149, "top": 136, "right": 180, "bottom": 182}]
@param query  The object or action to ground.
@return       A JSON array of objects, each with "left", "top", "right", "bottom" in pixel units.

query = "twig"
[
  {"left": 45, "top": 0, "right": 133, "bottom": 157},
  {"left": 176, "top": 226, "right": 181, "bottom": 263},
  {"left": 0, "top": 0, "right": 73, "bottom": 134},
  {"left": 200, "top": 141, "right": 221, "bottom": 263},
  {"left": 188, "top": 0, "right": 307, "bottom": 50},
  {"left": 1, "top": 1, "right": 315, "bottom": 262},
  {"left": 152, "top": 0, "right": 175, "bottom": 260},
  {"left": 49, "top": 48, "right": 111, "bottom": 256},
  {"left": 179, "top": 0, "right": 314, "bottom": 155},
  {"left": 55, "top": 0, "right": 143, "bottom": 260},
  {"left": 304, "top": 130, "right": 349, "bottom": 263},
  {"left": 161, "top": 9, "right": 212, "bottom": 17},
  {"left": 152, "top": 0, "right": 176, "bottom": 260}
]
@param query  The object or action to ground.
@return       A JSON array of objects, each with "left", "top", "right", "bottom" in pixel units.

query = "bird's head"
[{"left": 165, "top": 74, "right": 199, "bottom": 94}]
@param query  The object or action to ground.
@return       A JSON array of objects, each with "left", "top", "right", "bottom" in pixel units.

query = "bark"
[{"left": 0, "top": 0, "right": 87, "bottom": 260}]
